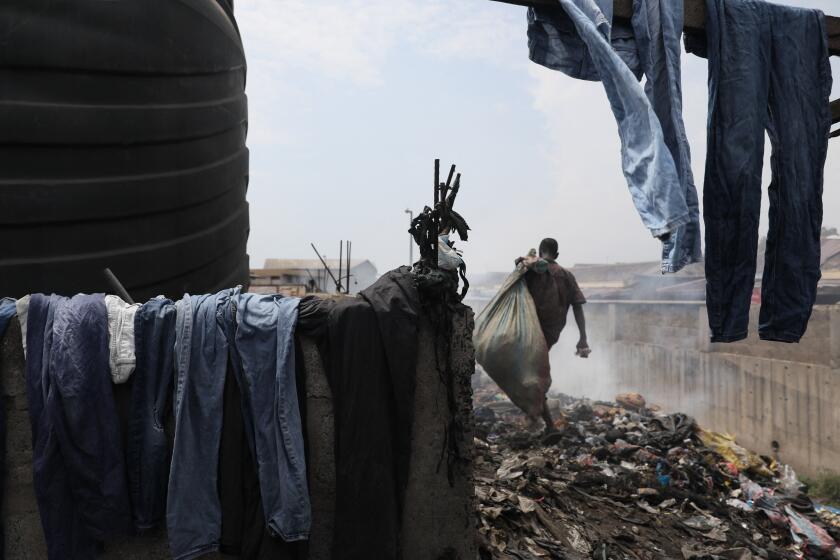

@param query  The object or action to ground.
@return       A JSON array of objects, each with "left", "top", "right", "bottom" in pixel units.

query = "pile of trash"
[
  {"left": 473, "top": 386, "right": 840, "bottom": 560},
  {"left": 817, "top": 507, "right": 840, "bottom": 533}
]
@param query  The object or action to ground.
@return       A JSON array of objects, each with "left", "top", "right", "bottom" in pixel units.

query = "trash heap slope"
[{"left": 473, "top": 390, "right": 840, "bottom": 560}]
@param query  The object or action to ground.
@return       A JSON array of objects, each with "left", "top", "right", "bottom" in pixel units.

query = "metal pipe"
[
  {"left": 339, "top": 240, "right": 344, "bottom": 294},
  {"left": 434, "top": 159, "right": 440, "bottom": 267},
  {"left": 442, "top": 164, "right": 456, "bottom": 200},
  {"left": 103, "top": 268, "right": 135, "bottom": 304},
  {"left": 405, "top": 209, "right": 414, "bottom": 265},
  {"left": 346, "top": 241, "right": 352, "bottom": 294},
  {"left": 311, "top": 243, "right": 341, "bottom": 290}
]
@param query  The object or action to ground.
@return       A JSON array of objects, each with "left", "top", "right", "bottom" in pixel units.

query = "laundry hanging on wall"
[
  {"left": 0, "top": 266, "right": 443, "bottom": 559},
  {"left": 6, "top": 290, "right": 308, "bottom": 560}
]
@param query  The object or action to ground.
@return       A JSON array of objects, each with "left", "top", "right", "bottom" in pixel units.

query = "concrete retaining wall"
[
  {"left": 578, "top": 301, "right": 840, "bottom": 478},
  {"left": 0, "top": 307, "right": 475, "bottom": 559}
]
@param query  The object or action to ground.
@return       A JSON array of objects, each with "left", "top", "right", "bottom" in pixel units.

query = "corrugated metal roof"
[
  {"left": 756, "top": 238, "right": 840, "bottom": 271},
  {"left": 261, "top": 258, "right": 372, "bottom": 270},
  {"left": 820, "top": 238, "right": 840, "bottom": 266}
]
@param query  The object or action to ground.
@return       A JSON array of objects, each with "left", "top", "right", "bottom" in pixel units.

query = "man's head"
[{"left": 539, "top": 238, "right": 559, "bottom": 260}]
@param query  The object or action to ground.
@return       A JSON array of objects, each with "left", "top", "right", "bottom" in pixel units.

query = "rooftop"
[{"left": 256, "top": 258, "right": 374, "bottom": 275}]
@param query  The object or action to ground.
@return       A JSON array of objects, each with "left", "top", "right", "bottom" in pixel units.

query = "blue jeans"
[
  {"left": 167, "top": 288, "right": 239, "bottom": 560},
  {"left": 231, "top": 294, "right": 310, "bottom": 541},
  {"left": 528, "top": 0, "right": 690, "bottom": 245},
  {"left": 26, "top": 294, "right": 132, "bottom": 560},
  {"left": 632, "top": 0, "right": 702, "bottom": 273},
  {"left": 702, "top": 0, "right": 831, "bottom": 342},
  {"left": 0, "top": 298, "right": 14, "bottom": 337},
  {"left": 127, "top": 297, "right": 177, "bottom": 531}
]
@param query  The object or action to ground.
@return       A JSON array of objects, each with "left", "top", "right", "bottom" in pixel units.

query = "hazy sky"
[{"left": 237, "top": 0, "right": 840, "bottom": 275}]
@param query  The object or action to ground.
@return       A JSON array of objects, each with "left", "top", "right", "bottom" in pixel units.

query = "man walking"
[{"left": 516, "top": 238, "right": 590, "bottom": 430}]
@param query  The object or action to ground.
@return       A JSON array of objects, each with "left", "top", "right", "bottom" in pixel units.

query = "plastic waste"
[
  {"left": 779, "top": 464, "right": 803, "bottom": 495},
  {"left": 437, "top": 234, "right": 464, "bottom": 271},
  {"left": 785, "top": 505, "right": 840, "bottom": 556},
  {"left": 615, "top": 392, "right": 646, "bottom": 410},
  {"left": 698, "top": 429, "right": 774, "bottom": 477}
]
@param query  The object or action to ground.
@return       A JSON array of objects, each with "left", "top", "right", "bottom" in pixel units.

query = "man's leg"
[{"left": 541, "top": 398, "right": 556, "bottom": 432}]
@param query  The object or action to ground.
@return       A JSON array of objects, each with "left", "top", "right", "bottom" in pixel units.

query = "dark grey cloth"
[{"left": 300, "top": 267, "right": 421, "bottom": 560}]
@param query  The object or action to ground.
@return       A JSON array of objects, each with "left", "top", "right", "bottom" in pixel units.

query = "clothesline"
[
  {"left": 492, "top": 0, "right": 840, "bottom": 54},
  {"left": 490, "top": 0, "right": 840, "bottom": 124}
]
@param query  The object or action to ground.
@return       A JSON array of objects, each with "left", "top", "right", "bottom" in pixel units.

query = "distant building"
[
  {"left": 465, "top": 237, "right": 840, "bottom": 308},
  {"left": 569, "top": 237, "right": 840, "bottom": 304},
  {"left": 250, "top": 258, "right": 378, "bottom": 295}
]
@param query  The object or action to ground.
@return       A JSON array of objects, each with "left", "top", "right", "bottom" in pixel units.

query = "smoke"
[
  {"left": 546, "top": 313, "right": 617, "bottom": 402},
  {"left": 468, "top": 278, "right": 704, "bottom": 408}
]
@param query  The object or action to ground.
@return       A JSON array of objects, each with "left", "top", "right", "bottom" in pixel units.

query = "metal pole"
[
  {"left": 338, "top": 240, "right": 344, "bottom": 294},
  {"left": 103, "top": 268, "right": 135, "bottom": 305},
  {"left": 311, "top": 243, "right": 341, "bottom": 290},
  {"left": 404, "top": 209, "right": 414, "bottom": 265},
  {"left": 434, "top": 159, "right": 440, "bottom": 267},
  {"left": 442, "top": 164, "right": 456, "bottom": 201},
  {"left": 346, "top": 241, "right": 352, "bottom": 294}
]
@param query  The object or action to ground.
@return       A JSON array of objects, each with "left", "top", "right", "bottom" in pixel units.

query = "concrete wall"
[
  {"left": 0, "top": 307, "right": 475, "bottom": 559},
  {"left": 579, "top": 301, "right": 840, "bottom": 478}
]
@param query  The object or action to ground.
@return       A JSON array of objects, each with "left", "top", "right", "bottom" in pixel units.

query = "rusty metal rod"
[
  {"left": 311, "top": 243, "right": 341, "bottom": 291},
  {"left": 434, "top": 159, "right": 440, "bottom": 267},
  {"left": 346, "top": 240, "right": 352, "bottom": 293},
  {"left": 338, "top": 240, "right": 344, "bottom": 293},
  {"left": 103, "top": 268, "right": 134, "bottom": 305}
]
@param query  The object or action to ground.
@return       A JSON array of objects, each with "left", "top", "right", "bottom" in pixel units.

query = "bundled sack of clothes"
[{"left": 474, "top": 262, "right": 551, "bottom": 420}]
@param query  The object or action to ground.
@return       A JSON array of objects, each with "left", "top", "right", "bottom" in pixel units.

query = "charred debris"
[{"left": 473, "top": 382, "right": 840, "bottom": 560}]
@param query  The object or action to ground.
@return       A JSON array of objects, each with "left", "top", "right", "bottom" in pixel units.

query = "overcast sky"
[{"left": 237, "top": 0, "right": 840, "bottom": 275}]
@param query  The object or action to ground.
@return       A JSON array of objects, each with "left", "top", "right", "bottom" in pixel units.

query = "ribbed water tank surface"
[{"left": 0, "top": 0, "right": 250, "bottom": 300}]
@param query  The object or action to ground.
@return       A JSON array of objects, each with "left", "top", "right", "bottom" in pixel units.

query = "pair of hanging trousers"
[{"left": 702, "top": 0, "right": 832, "bottom": 343}]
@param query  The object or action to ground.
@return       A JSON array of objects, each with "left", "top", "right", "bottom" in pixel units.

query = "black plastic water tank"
[{"left": 0, "top": 0, "right": 250, "bottom": 300}]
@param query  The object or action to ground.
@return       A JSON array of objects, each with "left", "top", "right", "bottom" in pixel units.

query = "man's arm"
[
  {"left": 572, "top": 303, "right": 590, "bottom": 357},
  {"left": 563, "top": 270, "right": 590, "bottom": 358}
]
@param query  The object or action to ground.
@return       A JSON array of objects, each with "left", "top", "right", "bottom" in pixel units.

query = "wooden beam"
[{"left": 489, "top": 0, "right": 840, "bottom": 55}]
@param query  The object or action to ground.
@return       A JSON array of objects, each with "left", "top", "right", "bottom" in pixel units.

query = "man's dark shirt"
[{"left": 524, "top": 259, "right": 586, "bottom": 348}]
